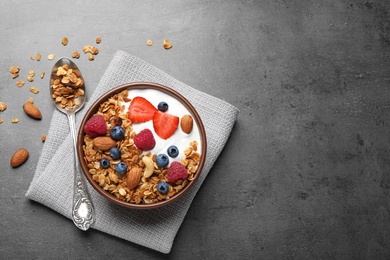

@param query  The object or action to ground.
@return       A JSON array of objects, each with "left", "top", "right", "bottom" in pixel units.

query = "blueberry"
[
  {"left": 100, "top": 158, "right": 110, "bottom": 169},
  {"left": 156, "top": 154, "right": 169, "bottom": 168},
  {"left": 157, "top": 101, "right": 169, "bottom": 112},
  {"left": 110, "top": 126, "right": 125, "bottom": 141},
  {"left": 110, "top": 147, "right": 121, "bottom": 160},
  {"left": 116, "top": 162, "right": 127, "bottom": 174},
  {"left": 157, "top": 182, "right": 169, "bottom": 194},
  {"left": 167, "top": 145, "right": 179, "bottom": 158}
]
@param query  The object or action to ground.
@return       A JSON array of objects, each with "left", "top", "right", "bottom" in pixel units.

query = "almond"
[
  {"left": 10, "top": 148, "right": 29, "bottom": 168},
  {"left": 180, "top": 114, "right": 193, "bottom": 134},
  {"left": 126, "top": 167, "right": 143, "bottom": 190},
  {"left": 23, "top": 102, "right": 42, "bottom": 119},
  {"left": 92, "top": 136, "right": 116, "bottom": 151}
]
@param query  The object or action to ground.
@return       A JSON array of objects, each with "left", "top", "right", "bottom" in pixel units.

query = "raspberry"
[
  {"left": 84, "top": 114, "right": 107, "bottom": 137},
  {"left": 134, "top": 129, "right": 156, "bottom": 151},
  {"left": 166, "top": 162, "right": 188, "bottom": 183}
]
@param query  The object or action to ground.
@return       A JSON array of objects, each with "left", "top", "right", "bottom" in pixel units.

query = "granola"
[
  {"left": 82, "top": 90, "right": 201, "bottom": 205},
  {"left": 50, "top": 64, "right": 84, "bottom": 109}
]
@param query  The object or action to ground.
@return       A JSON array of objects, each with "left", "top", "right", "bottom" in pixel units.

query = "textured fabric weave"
[{"left": 25, "top": 50, "right": 239, "bottom": 254}]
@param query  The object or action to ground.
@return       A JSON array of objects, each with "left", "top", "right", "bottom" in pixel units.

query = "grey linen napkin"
[{"left": 25, "top": 50, "right": 239, "bottom": 254}]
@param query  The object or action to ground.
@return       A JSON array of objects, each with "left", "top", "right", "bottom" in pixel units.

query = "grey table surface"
[{"left": 1, "top": 0, "right": 390, "bottom": 259}]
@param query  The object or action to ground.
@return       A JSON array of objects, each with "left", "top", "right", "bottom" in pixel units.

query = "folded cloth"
[{"left": 25, "top": 50, "right": 239, "bottom": 254}]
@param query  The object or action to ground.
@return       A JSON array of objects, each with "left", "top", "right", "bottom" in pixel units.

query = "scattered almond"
[
  {"left": 23, "top": 102, "right": 42, "bottom": 119},
  {"left": 10, "top": 148, "right": 29, "bottom": 168},
  {"left": 93, "top": 136, "right": 116, "bottom": 151},
  {"left": 180, "top": 114, "right": 193, "bottom": 134},
  {"left": 126, "top": 167, "right": 143, "bottom": 189}
]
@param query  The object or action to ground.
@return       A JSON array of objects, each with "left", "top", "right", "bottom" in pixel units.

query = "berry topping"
[
  {"left": 109, "top": 147, "right": 121, "bottom": 160},
  {"left": 84, "top": 114, "right": 107, "bottom": 137},
  {"left": 128, "top": 96, "right": 157, "bottom": 123},
  {"left": 134, "top": 129, "right": 156, "bottom": 151},
  {"left": 153, "top": 111, "right": 179, "bottom": 140},
  {"left": 116, "top": 162, "right": 127, "bottom": 174},
  {"left": 167, "top": 145, "right": 179, "bottom": 158},
  {"left": 100, "top": 158, "right": 110, "bottom": 169},
  {"left": 157, "top": 101, "right": 169, "bottom": 112},
  {"left": 110, "top": 126, "right": 125, "bottom": 141},
  {"left": 156, "top": 154, "right": 169, "bottom": 168},
  {"left": 157, "top": 182, "right": 169, "bottom": 194},
  {"left": 166, "top": 162, "right": 188, "bottom": 183}
]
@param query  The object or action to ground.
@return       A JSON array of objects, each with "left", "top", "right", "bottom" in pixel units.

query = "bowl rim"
[{"left": 77, "top": 82, "right": 207, "bottom": 209}]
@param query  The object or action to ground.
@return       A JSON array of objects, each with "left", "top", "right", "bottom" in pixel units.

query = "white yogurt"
[{"left": 123, "top": 88, "right": 202, "bottom": 166}]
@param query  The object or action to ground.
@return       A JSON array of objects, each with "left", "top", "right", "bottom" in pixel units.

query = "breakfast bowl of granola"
[{"left": 77, "top": 82, "right": 206, "bottom": 209}]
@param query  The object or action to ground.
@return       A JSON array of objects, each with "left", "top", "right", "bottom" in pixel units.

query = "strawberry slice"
[
  {"left": 153, "top": 111, "right": 179, "bottom": 139},
  {"left": 128, "top": 96, "right": 157, "bottom": 123}
]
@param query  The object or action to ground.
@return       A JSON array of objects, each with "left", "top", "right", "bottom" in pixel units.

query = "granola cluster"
[{"left": 82, "top": 90, "right": 201, "bottom": 204}]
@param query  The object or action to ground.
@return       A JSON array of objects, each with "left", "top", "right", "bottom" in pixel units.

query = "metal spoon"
[{"left": 50, "top": 57, "right": 95, "bottom": 231}]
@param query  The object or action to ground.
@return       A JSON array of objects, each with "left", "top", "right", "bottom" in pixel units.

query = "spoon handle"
[{"left": 67, "top": 112, "right": 95, "bottom": 231}]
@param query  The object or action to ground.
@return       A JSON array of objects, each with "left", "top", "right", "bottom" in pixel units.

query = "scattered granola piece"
[
  {"left": 29, "top": 87, "right": 39, "bottom": 94},
  {"left": 0, "top": 119, "right": 3, "bottom": 124},
  {"left": 36, "top": 53, "right": 41, "bottom": 61},
  {"left": 30, "top": 55, "right": 35, "bottom": 60},
  {"left": 83, "top": 45, "right": 99, "bottom": 55},
  {"left": 72, "top": 51, "right": 80, "bottom": 59},
  {"left": 88, "top": 54, "right": 94, "bottom": 61},
  {"left": 27, "top": 75, "right": 34, "bottom": 82},
  {"left": 40, "top": 72, "right": 45, "bottom": 79},
  {"left": 11, "top": 117, "right": 19, "bottom": 123},
  {"left": 96, "top": 36, "right": 102, "bottom": 44},
  {"left": 10, "top": 67, "right": 20, "bottom": 78},
  {"left": 16, "top": 80, "right": 25, "bottom": 87},
  {"left": 62, "top": 37, "right": 69, "bottom": 46},
  {"left": 163, "top": 39, "right": 173, "bottom": 49},
  {"left": 146, "top": 39, "right": 153, "bottom": 46},
  {"left": 27, "top": 97, "right": 34, "bottom": 104},
  {"left": 41, "top": 134, "right": 47, "bottom": 142},
  {"left": 48, "top": 54, "right": 55, "bottom": 60},
  {"left": 0, "top": 102, "right": 7, "bottom": 112},
  {"left": 10, "top": 66, "right": 20, "bottom": 74},
  {"left": 28, "top": 69, "right": 35, "bottom": 77}
]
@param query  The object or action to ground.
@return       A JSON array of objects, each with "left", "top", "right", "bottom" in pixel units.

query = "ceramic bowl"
[{"left": 77, "top": 82, "right": 206, "bottom": 209}]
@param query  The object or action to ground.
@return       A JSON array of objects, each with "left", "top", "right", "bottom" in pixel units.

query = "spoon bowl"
[{"left": 50, "top": 57, "right": 95, "bottom": 230}]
